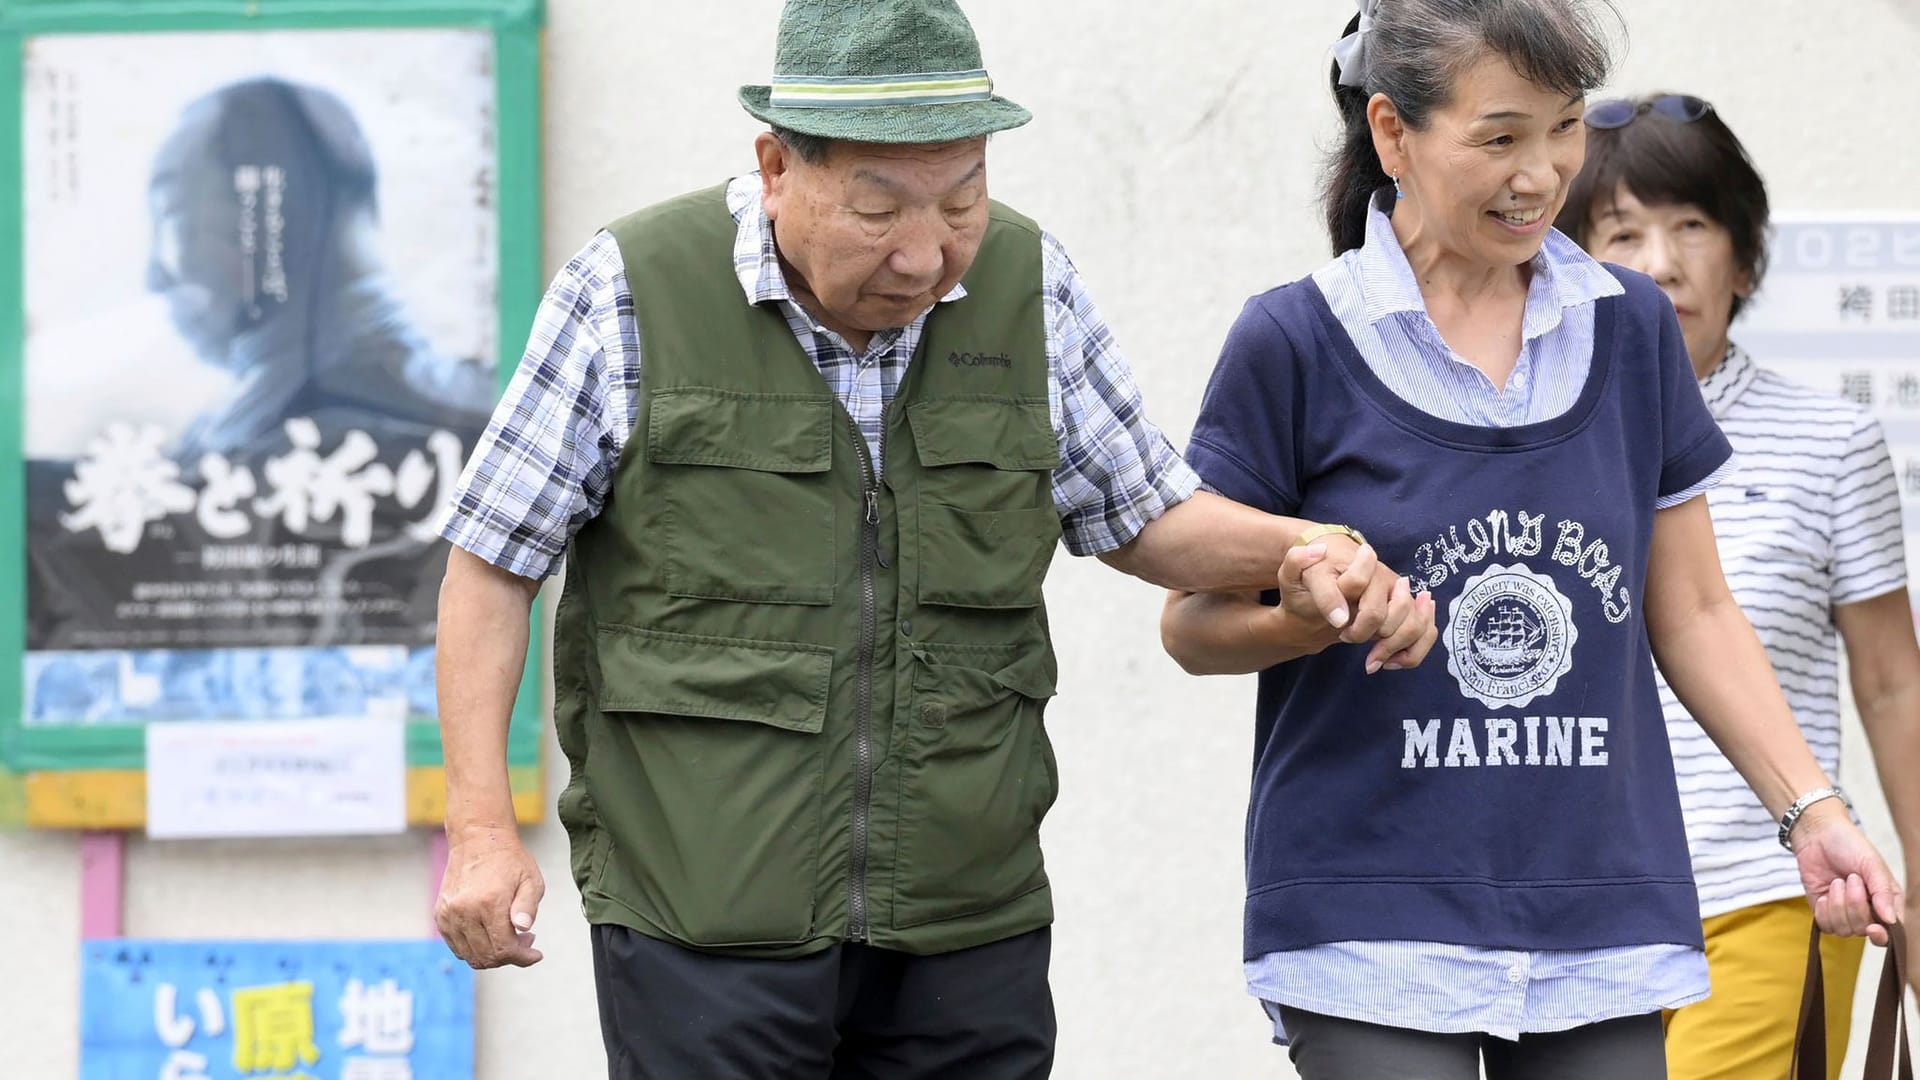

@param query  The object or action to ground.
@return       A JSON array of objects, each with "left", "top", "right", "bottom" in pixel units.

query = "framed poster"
[
  {"left": 1738, "top": 216, "right": 1920, "bottom": 621},
  {"left": 81, "top": 938, "right": 474, "bottom": 1079},
  {"left": 0, "top": 0, "right": 546, "bottom": 829}
]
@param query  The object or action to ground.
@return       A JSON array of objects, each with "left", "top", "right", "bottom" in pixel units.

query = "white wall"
[{"left": 8, "top": 1, "right": 1919, "bottom": 1076}]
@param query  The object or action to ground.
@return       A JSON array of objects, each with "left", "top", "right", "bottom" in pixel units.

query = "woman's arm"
[
  {"left": 1161, "top": 591, "right": 1341, "bottom": 675},
  {"left": 1161, "top": 542, "right": 1437, "bottom": 676},
  {"left": 1833, "top": 588, "right": 1920, "bottom": 973},
  {"left": 1647, "top": 496, "right": 1902, "bottom": 942}
]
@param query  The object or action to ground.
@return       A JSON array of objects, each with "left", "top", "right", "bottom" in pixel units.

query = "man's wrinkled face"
[{"left": 759, "top": 135, "right": 989, "bottom": 344}]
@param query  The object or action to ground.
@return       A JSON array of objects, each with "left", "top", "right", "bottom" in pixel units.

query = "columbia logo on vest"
[{"left": 949, "top": 351, "right": 1013, "bottom": 369}]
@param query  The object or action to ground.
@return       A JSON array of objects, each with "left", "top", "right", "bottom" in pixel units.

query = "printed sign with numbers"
[{"left": 1738, "top": 217, "right": 1920, "bottom": 620}]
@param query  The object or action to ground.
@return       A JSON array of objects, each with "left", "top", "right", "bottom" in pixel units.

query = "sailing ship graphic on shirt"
[
  {"left": 1471, "top": 603, "right": 1547, "bottom": 675},
  {"left": 1446, "top": 563, "right": 1578, "bottom": 709}
]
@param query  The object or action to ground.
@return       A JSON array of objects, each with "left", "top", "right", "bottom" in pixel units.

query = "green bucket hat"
[{"left": 739, "top": 0, "right": 1032, "bottom": 145}]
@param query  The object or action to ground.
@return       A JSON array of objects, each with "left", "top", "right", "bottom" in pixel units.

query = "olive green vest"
[{"left": 553, "top": 185, "right": 1061, "bottom": 958}]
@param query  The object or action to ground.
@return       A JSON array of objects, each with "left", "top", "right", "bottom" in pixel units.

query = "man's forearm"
[
  {"left": 437, "top": 547, "right": 540, "bottom": 839},
  {"left": 1100, "top": 491, "right": 1327, "bottom": 592}
]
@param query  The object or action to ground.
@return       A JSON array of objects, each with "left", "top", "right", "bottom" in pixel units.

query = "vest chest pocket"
[
  {"left": 892, "top": 643, "right": 1059, "bottom": 930},
  {"left": 908, "top": 398, "right": 1062, "bottom": 609},
  {"left": 647, "top": 388, "right": 836, "bottom": 604}
]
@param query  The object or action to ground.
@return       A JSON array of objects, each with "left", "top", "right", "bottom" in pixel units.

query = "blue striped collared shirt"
[{"left": 1247, "top": 196, "right": 1716, "bottom": 1043}]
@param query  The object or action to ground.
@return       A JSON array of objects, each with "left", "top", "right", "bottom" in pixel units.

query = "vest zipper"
[{"left": 845, "top": 410, "right": 884, "bottom": 943}]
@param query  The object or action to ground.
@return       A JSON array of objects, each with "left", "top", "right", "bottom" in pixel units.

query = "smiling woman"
[
  {"left": 1159, "top": 1, "right": 1906, "bottom": 1077},
  {"left": 1320, "top": 0, "right": 1612, "bottom": 257}
]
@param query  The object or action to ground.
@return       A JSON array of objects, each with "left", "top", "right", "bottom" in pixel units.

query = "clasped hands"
[{"left": 1282, "top": 533, "right": 1439, "bottom": 673}]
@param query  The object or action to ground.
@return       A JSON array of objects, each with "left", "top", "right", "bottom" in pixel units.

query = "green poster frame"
[{"left": 0, "top": 0, "right": 546, "bottom": 818}]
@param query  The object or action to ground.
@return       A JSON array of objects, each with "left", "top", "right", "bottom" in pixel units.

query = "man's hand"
[
  {"left": 436, "top": 826, "right": 547, "bottom": 969},
  {"left": 1793, "top": 802, "right": 1903, "bottom": 947},
  {"left": 1280, "top": 541, "right": 1438, "bottom": 673}
]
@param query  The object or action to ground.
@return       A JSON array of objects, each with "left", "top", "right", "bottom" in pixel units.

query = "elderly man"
[{"left": 433, "top": 0, "right": 1436, "bottom": 1075}]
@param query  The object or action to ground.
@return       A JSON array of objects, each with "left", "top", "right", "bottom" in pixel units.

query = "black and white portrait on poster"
[{"left": 20, "top": 28, "right": 500, "bottom": 727}]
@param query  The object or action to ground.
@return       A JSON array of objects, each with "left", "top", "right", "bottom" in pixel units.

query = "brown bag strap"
[
  {"left": 1793, "top": 922, "right": 1913, "bottom": 1080},
  {"left": 1862, "top": 929, "right": 1912, "bottom": 1080},
  {"left": 1797, "top": 922, "right": 1831, "bottom": 1080}
]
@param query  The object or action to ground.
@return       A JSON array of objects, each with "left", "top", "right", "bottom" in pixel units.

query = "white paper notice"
[{"left": 145, "top": 719, "right": 407, "bottom": 838}]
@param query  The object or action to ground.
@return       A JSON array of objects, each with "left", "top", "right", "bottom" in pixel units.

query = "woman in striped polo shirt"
[{"left": 1560, "top": 95, "right": 1920, "bottom": 1080}]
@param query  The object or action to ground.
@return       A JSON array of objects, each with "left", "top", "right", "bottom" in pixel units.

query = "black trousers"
[
  {"left": 1279, "top": 1006, "right": 1668, "bottom": 1080},
  {"left": 591, "top": 924, "right": 1055, "bottom": 1080}
]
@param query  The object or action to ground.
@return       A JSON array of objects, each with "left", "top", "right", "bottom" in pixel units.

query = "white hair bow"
[{"left": 1332, "top": 0, "right": 1380, "bottom": 88}]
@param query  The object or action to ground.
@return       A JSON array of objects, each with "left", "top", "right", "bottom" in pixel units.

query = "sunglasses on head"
[{"left": 1585, "top": 95, "right": 1714, "bottom": 130}]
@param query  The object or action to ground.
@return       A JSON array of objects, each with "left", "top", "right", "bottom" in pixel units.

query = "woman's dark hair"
[
  {"left": 1555, "top": 96, "right": 1770, "bottom": 319},
  {"left": 1324, "top": 0, "right": 1616, "bottom": 254}
]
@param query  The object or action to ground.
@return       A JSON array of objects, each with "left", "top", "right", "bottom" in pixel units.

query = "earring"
[{"left": 1392, "top": 171, "right": 1406, "bottom": 200}]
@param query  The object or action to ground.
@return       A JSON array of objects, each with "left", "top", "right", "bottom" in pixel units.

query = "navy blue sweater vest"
[{"left": 1188, "top": 268, "right": 1731, "bottom": 960}]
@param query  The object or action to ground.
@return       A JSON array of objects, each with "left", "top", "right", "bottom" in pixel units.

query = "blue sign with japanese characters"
[{"left": 80, "top": 939, "right": 474, "bottom": 1080}]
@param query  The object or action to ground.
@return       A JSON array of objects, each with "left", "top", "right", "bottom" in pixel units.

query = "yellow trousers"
[{"left": 1665, "top": 897, "right": 1866, "bottom": 1080}]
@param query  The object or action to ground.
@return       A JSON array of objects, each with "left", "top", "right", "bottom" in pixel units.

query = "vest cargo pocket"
[
  {"left": 590, "top": 624, "right": 830, "bottom": 947},
  {"left": 916, "top": 504, "right": 1058, "bottom": 608},
  {"left": 893, "top": 643, "right": 1059, "bottom": 930},
  {"left": 907, "top": 398, "right": 1062, "bottom": 609},
  {"left": 647, "top": 387, "right": 836, "bottom": 605}
]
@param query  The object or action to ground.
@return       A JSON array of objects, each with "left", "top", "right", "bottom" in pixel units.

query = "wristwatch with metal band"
[
  {"left": 1777, "top": 786, "right": 1852, "bottom": 850},
  {"left": 1293, "top": 523, "right": 1367, "bottom": 549}
]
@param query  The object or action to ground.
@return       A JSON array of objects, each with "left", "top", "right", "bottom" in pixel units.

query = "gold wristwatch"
[{"left": 1292, "top": 523, "right": 1367, "bottom": 549}]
